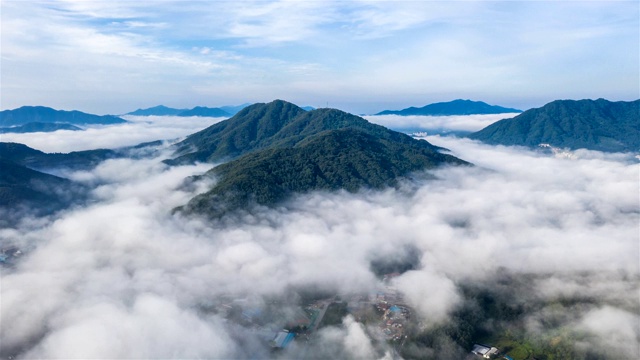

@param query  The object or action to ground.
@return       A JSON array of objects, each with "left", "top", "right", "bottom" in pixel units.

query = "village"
[{"left": 198, "top": 273, "right": 414, "bottom": 354}]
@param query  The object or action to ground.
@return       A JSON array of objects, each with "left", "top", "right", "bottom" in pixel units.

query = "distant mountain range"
[
  {"left": 127, "top": 105, "right": 186, "bottom": 116},
  {"left": 468, "top": 99, "right": 640, "bottom": 152},
  {"left": 0, "top": 122, "right": 82, "bottom": 134},
  {"left": 127, "top": 104, "right": 252, "bottom": 117},
  {"left": 376, "top": 99, "right": 522, "bottom": 116},
  {"left": 0, "top": 143, "right": 111, "bottom": 225},
  {"left": 170, "top": 100, "right": 468, "bottom": 218},
  {"left": 0, "top": 141, "right": 159, "bottom": 226},
  {"left": 0, "top": 106, "right": 127, "bottom": 127}
]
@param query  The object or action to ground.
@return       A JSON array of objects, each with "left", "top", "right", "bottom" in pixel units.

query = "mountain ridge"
[
  {"left": 127, "top": 104, "right": 250, "bottom": 117},
  {"left": 171, "top": 100, "right": 468, "bottom": 218},
  {"left": 376, "top": 99, "right": 522, "bottom": 116},
  {"left": 468, "top": 98, "right": 640, "bottom": 152},
  {"left": 0, "top": 106, "right": 126, "bottom": 126},
  {"left": 168, "top": 100, "right": 444, "bottom": 165}
]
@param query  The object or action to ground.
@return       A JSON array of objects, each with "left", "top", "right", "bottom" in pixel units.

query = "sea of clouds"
[{"left": 1, "top": 116, "right": 638, "bottom": 359}]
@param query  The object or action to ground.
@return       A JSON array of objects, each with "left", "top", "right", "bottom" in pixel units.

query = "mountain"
[
  {"left": 177, "top": 106, "right": 231, "bottom": 117},
  {"left": 0, "top": 159, "right": 88, "bottom": 226},
  {"left": 0, "top": 106, "right": 127, "bottom": 126},
  {"left": 220, "top": 103, "right": 251, "bottom": 116},
  {"left": 180, "top": 128, "right": 467, "bottom": 217},
  {"left": 167, "top": 100, "right": 308, "bottom": 164},
  {"left": 0, "top": 122, "right": 82, "bottom": 134},
  {"left": 0, "top": 142, "right": 120, "bottom": 171},
  {"left": 127, "top": 105, "right": 236, "bottom": 117},
  {"left": 171, "top": 100, "right": 468, "bottom": 218},
  {"left": 127, "top": 105, "right": 186, "bottom": 116},
  {"left": 301, "top": 106, "right": 315, "bottom": 111},
  {"left": 468, "top": 99, "right": 640, "bottom": 152},
  {"left": 168, "top": 100, "right": 447, "bottom": 164},
  {"left": 376, "top": 100, "right": 522, "bottom": 116}
]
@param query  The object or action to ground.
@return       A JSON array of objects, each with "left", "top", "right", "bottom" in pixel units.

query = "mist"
[
  {"left": 0, "top": 115, "right": 225, "bottom": 153},
  {"left": 364, "top": 113, "right": 519, "bottom": 133},
  {"left": 1, "top": 126, "right": 638, "bottom": 358}
]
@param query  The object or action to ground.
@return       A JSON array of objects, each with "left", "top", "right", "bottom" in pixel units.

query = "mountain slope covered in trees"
[
  {"left": 468, "top": 99, "right": 639, "bottom": 152},
  {"left": 172, "top": 100, "right": 468, "bottom": 217}
]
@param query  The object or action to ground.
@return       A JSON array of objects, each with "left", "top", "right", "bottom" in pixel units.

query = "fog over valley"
[
  {"left": 1, "top": 1, "right": 638, "bottom": 358},
  {"left": 1, "top": 117, "right": 637, "bottom": 359}
]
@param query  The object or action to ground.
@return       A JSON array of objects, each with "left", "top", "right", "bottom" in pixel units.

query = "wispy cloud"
[{"left": 1, "top": 1, "right": 637, "bottom": 114}]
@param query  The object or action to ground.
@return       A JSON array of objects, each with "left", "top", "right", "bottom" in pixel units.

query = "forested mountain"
[
  {"left": 172, "top": 100, "right": 468, "bottom": 217},
  {"left": 0, "top": 106, "right": 126, "bottom": 126},
  {"left": 468, "top": 99, "right": 640, "bottom": 152},
  {"left": 0, "top": 142, "right": 127, "bottom": 225},
  {"left": 0, "top": 159, "right": 87, "bottom": 226},
  {"left": 179, "top": 128, "right": 467, "bottom": 217},
  {"left": 376, "top": 99, "right": 521, "bottom": 116},
  {"left": 168, "top": 100, "right": 444, "bottom": 165},
  {"left": 0, "top": 122, "right": 81, "bottom": 133},
  {"left": 0, "top": 142, "right": 119, "bottom": 171}
]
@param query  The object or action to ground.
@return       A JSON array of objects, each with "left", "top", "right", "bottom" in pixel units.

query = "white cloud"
[
  {"left": 0, "top": 115, "right": 225, "bottom": 153},
  {"left": 365, "top": 113, "right": 519, "bottom": 132},
  {"left": 1, "top": 119, "right": 638, "bottom": 358}
]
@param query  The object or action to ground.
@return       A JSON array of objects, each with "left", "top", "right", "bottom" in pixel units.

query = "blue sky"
[{"left": 1, "top": 0, "right": 638, "bottom": 114}]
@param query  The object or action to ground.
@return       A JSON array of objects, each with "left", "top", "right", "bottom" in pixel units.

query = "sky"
[{"left": 1, "top": 0, "right": 638, "bottom": 115}]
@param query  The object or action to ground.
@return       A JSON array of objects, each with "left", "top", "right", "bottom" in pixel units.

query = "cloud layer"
[
  {"left": 0, "top": 115, "right": 223, "bottom": 153},
  {"left": 1, "top": 129, "right": 637, "bottom": 358},
  {"left": 365, "top": 113, "right": 519, "bottom": 132}
]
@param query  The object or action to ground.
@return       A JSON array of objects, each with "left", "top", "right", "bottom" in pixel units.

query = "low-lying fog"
[
  {"left": 1, "top": 115, "right": 638, "bottom": 359},
  {"left": 0, "top": 115, "right": 227, "bottom": 153}
]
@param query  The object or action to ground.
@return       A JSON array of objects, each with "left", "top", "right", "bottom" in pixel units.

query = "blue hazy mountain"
[
  {"left": 127, "top": 105, "right": 187, "bottom": 116},
  {"left": 468, "top": 99, "right": 640, "bottom": 152},
  {"left": 0, "top": 143, "right": 104, "bottom": 226},
  {"left": 177, "top": 106, "right": 231, "bottom": 117},
  {"left": 301, "top": 106, "right": 315, "bottom": 111},
  {"left": 219, "top": 103, "right": 251, "bottom": 116},
  {"left": 376, "top": 99, "right": 522, "bottom": 116},
  {"left": 0, "top": 106, "right": 127, "bottom": 126},
  {"left": 127, "top": 105, "right": 239, "bottom": 117},
  {"left": 0, "top": 122, "right": 82, "bottom": 134},
  {"left": 0, "top": 142, "right": 120, "bottom": 171}
]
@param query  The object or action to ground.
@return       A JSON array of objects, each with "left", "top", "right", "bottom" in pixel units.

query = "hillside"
[
  {"left": 179, "top": 128, "right": 467, "bottom": 217},
  {"left": 0, "top": 159, "right": 87, "bottom": 226},
  {"left": 0, "top": 142, "right": 120, "bottom": 171},
  {"left": 0, "top": 106, "right": 126, "bottom": 126},
  {"left": 376, "top": 99, "right": 521, "bottom": 116},
  {"left": 0, "top": 122, "right": 82, "bottom": 133},
  {"left": 168, "top": 100, "right": 443, "bottom": 165},
  {"left": 468, "top": 99, "right": 640, "bottom": 152},
  {"left": 172, "top": 100, "right": 467, "bottom": 217}
]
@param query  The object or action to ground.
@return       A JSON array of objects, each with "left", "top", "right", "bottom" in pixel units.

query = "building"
[
  {"left": 271, "top": 330, "right": 295, "bottom": 349},
  {"left": 471, "top": 344, "right": 499, "bottom": 358}
]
